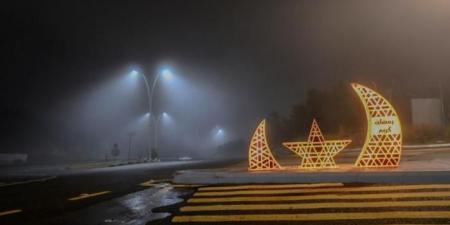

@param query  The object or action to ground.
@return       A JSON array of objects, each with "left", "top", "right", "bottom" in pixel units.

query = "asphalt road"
[
  {"left": 0, "top": 160, "right": 235, "bottom": 225},
  {"left": 2, "top": 146, "right": 450, "bottom": 225}
]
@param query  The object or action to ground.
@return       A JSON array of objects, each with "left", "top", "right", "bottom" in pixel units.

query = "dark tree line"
[
  {"left": 266, "top": 83, "right": 370, "bottom": 147},
  {"left": 265, "top": 81, "right": 450, "bottom": 146}
]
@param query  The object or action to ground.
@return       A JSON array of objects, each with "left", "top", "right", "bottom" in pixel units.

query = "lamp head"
[
  {"left": 130, "top": 70, "right": 139, "bottom": 76},
  {"left": 161, "top": 69, "right": 173, "bottom": 80}
]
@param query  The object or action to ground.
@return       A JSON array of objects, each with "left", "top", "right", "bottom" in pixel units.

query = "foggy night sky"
[{"left": 2, "top": 0, "right": 450, "bottom": 157}]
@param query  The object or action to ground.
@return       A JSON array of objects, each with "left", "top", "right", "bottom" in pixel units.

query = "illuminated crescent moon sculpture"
[
  {"left": 351, "top": 83, "right": 402, "bottom": 167},
  {"left": 248, "top": 120, "right": 282, "bottom": 171}
]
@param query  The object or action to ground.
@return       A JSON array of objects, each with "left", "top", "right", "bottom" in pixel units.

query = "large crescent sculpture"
[
  {"left": 351, "top": 83, "right": 402, "bottom": 167},
  {"left": 248, "top": 120, "right": 282, "bottom": 171}
]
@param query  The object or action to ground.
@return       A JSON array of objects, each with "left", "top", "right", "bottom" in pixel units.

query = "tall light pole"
[
  {"left": 127, "top": 131, "right": 135, "bottom": 162},
  {"left": 131, "top": 68, "right": 173, "bottom": 160},
  {"left": 153, "top": 112, "right": 168, "bottom": 154},
  {"left": 213, "top": 126, "right": 226, "bottom": 147}
]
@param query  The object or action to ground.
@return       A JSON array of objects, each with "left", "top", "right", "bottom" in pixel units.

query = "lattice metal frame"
[
  {"left": 248, "top": 120, "right": 282, "bottom": 171},
  {"left": 283, "top": 119, "right": 351, "bottom": 169},
  {"left": 352, "top": 83, "right": 403, "bottom": 168}
]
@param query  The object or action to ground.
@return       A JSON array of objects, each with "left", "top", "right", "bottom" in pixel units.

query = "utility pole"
[{"left": 127, "top": 132, "right": 135, "bottom": 162}]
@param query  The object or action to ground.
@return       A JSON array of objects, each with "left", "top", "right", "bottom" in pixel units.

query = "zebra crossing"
[{"left": 171, "top": 183, "right": 450, "bottom": 224}]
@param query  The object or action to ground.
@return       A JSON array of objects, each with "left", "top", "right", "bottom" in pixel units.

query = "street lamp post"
[
  {"left": 214, "top": 127, "right": 225, "bottom": 147},
  {"left": 127, "top": 131, "right": 135, "bottom": 162},
  {"left": 153, "top": 112, "right": 167, "bottom": 153},
  {"left": 132, "top": 68, "right": 173, "bottom": 160}
]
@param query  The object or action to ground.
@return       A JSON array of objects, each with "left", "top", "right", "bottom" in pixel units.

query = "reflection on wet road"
[{"left": 65, "top": 183, "right": 192, "bottom": 225}]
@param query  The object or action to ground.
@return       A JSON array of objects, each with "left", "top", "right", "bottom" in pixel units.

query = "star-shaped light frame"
[{"left": 283, "top": 119, "right": 351, "bottom": 169}]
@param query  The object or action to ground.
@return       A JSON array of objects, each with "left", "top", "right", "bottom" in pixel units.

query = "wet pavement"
[
  {"left": 0, "top": 160, "right": 236, "bottom": 225},
  {"left": 62, "top": 183, "right": 193, "bottom": 225},
  {"left": 2, "top": 155, "right": 450, "bottom": 225}
]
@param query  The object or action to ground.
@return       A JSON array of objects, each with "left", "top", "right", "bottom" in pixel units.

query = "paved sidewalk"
[{"left": 173, "top": 147, "right": 450, "bottom": 184}]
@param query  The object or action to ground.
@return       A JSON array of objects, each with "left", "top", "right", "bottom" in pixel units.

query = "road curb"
[{"left": 173, "top": 169, "right": 450, "bottom": 184}]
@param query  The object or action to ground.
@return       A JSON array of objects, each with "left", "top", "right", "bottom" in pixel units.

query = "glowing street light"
[
  {"left": 129, "top": 68, "right": 174, "bottom": 114},
  {"left": 161, "top": 69, "right": 173, "bottom": 80},
  {"left": 129, "top": 67, "right": 175, "bottom": 160},
  {"left": 213, "top": 126, "right": 226, "bottom": 146},
  {"left": 130, "top": 70, "right": 139, "bottom": 76}
]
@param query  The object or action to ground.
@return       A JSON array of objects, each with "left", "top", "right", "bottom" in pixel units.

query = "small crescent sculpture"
[{"left": 248, "top": 120, "right": 282, "bottom": 171}]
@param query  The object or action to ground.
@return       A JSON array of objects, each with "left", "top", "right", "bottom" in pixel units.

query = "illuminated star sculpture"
[{"left": 283, "top": 119, "right": 351, "bottom": 169}]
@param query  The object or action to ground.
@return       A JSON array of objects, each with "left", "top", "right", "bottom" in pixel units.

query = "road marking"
[
  {"left": 172, "top": 184, "right": 203, "bottom": 188},
  {"left": 189, "top": 191, "right": 450, "bottom": 203},
  {"left": 198, "top": 183, "right": 343, "bottom": 191},
  {"left": 0, "top": 176, "right": 57, "bottom": 188},
  {"left": 140, "top": 179, "right": 172, "bottom": 187},
  {"left": 195, "top": 183, "right": 450, "bottom": 196},
  {"left": 68, "top": 191, "right": 111, "bottom": 201},
  {"left": 172, "top": 211, "right": 450, "bottom": 222},
  {"left": 140, "top": 181, "right": 156, "bottom": 187},
  {"left": 181, "top": 200, "right": 450, "bottom": 212},
  {"left": 140, "top": 180, "right": 202, "bottom": 188},
  {"left": 0, "top": 209, "right": 22, "bottom": 217}
]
